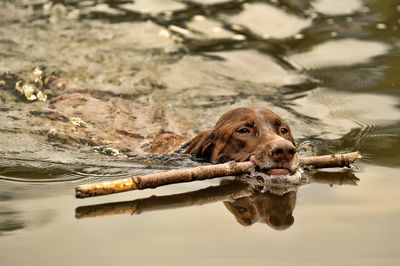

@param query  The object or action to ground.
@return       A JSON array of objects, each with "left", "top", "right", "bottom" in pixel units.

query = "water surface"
[{"left": 1, "top": 1, "right": 400, "bottom": 265}]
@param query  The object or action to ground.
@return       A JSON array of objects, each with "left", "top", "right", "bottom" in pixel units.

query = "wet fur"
[{"left": 181, "top": 107, "right": 299, "bottom": 174}]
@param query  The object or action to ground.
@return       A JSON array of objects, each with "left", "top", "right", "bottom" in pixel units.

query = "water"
[{"left": 1, "top": 0, "right": 400, "bottom": 265}]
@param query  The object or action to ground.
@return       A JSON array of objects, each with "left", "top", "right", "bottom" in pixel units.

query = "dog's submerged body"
[{"left": 152, "top": 107, "right": 299, "bottom": 176}]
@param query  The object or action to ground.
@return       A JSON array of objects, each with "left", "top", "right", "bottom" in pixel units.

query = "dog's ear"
[{"left": 184, "top": 130, "right": 216, "bottom": 160}]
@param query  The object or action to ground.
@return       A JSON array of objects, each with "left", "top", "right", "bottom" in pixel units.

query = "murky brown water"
[{"left": 1, "top": 0, "right": 400, "bottom": 265}]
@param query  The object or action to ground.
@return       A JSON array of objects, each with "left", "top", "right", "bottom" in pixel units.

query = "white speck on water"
[
  {"left": 194, "top": 15, "right": 205, "bottom": 21},
  {"left": 376, "top": 23, "right": 387, "bottom": 30},
  {"left": 294, "top": 33, "right": 304, "bottom": 40},
  {"left": 169, "top": 25, "right": 190, "bottom": 36},
  {"left": 232, "top": 34, "right": 246, "bottom": 40},
  {"left": 212, "top": 27, "right": 222, "bottom": 33},
  {"left": 70, "top": 117, "right": 87, "bottom": 127},
  {"left": 159, "top": 29, "right": 170, "bottom": 38},
  {"left": 231, "top": 24, "right": 243, "bottom": 31}
]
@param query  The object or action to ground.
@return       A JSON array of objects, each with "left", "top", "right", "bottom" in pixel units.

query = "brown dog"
[{"left": 184, "top": 107, "right": 299, "bottom": 175}]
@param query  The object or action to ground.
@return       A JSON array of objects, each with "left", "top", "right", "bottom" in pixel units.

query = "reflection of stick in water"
[
  {"left": 75, "top": 152, "right": 361, "bottom": 198},
  {"left": 76, "top": 180, "right": 250, "bottom": 219},
  {"left": 75, "top": 171, "right": 359, "bottom": 220},
  {"left": 310, "top": 170, "right": 360, "bottom": 185}
]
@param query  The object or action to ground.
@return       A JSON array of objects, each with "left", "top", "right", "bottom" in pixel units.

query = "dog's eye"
[
  {"left": 236, "top": 206, "right": 248, "bottom": 214},
  {"left": 237, "top": 128, "right": 250, "bottom": 134},
  {"left": 280, "top": 127, "right": 289, "bottom": 134}
]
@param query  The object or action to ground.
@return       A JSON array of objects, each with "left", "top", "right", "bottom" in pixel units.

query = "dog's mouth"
[
  {"left": 263, "top": 168, "right": 290, "bottom": 175},
  {"left": 249, "top": 155, "right": 294, "bottom": 176},
  {"left": 253, "top": 165, "right": 291, "bottom": 176}
]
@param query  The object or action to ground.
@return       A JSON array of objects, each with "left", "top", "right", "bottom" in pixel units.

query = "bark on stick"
[
  {"left": 299, "top": 151, "right": 361, "bottom": 168},
  {"left": 75, "top": 151, "right": 361, "bottom": 198},
  {"left": 76, "top": 161, "right": 255, "bottom": 198}
]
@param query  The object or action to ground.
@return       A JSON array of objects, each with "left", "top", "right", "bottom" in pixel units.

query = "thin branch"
[
  {"left": 75, "top": 151, "right": 361, "bottom": 199},
  {"left": 299, "top": 152, "right": 362, "bottom": 168}
]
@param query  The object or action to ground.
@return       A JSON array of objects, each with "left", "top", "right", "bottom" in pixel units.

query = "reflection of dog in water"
[{"left": 223, "top": 189, "right": 296, "bottom": 230}]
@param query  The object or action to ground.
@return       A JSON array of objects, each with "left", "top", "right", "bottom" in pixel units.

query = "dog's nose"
[{"left": 270, "top": 140, "right": 297, "bottom": 162}]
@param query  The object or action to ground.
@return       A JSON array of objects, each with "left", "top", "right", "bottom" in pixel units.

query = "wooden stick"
[
  {"left": 75, "top": 161, "right": 255, "bottom": 198},
  {"left": 299, "top": 152, "right": 362, "bottom": 168},
  {"left": 75, "top": 151, "right": 361, "bottom": 198}
]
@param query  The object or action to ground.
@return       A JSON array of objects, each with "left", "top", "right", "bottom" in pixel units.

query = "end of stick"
[{"left": 75, "top": 186, "right": 89, "bottom": 199}]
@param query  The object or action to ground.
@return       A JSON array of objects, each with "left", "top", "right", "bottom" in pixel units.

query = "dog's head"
[{"left": 184, "top": 107, "right": 299, "bottom": 175}]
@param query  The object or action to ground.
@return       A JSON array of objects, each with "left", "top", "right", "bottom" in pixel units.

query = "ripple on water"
[
  {"left": 0, "top": 152, "right": 201, "bottom": 184},
  {"left": 290, "top": 86, "right": 400, "bottom": 141},
  {"left": 331, "top": 122, "right": 400, "bottom": 166},
  {"left": 223, "top": 3, "right": 312, "bottom": 39},
  {"left": 119, "top": 0, "right": 186, "bottom": 14},
  {"left": 286, "top": 39, "right": 390, "bottom": 69},
  {"left": 0, "top": 166, "right": 129, "bottom": 183},
  {"left": 158, "top": 50, "right": 306, "bottom": 92},
  {"left": 204, "top": 50, "right": 307, "bottom": 85},
  {"left": 307, "top": 65, "right": 386, "bottom": 92},
  {"left": 185, "top": 16, "right": 238, "bottom": 40},
  {"left": 188, "top": 0, "right": 232, "bottom": 5},
  {"left": 0, "top": 164, "right": 129, "bottom": 183},
  {"left": 312, "top": 0, "right": 364, "bottom": 16}
]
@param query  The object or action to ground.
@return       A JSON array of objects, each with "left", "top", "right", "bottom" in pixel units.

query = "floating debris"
[
  {"left": 93, "top": 146, "right": 127, "bottom": 157},
  {"left": 14, "top": 67, "right": 47, "bottom": 102},
  {"left": 49, "top": 3, "right": 68, "bottom": 24},
  {"left": 294, "top": 33, "right": 304, "bottom": 40},
  {"left": 376, "top": 23, "right": 387, "bottom": 30},
  {"left": 70, "top": 117, "right": 87, "bottom": 128}
]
